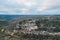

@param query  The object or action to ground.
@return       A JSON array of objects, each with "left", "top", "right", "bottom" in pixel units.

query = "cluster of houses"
[
  {"left": 22, "top": 30, "right": 60, "bottom": 36},
  {"left": 15, "top": 18, "right": 60, "bottom": 36},
  {"left": 16, "top": 19, "right": 38, "bottom": 31}
]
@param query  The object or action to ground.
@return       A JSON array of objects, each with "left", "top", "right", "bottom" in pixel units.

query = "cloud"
[
  {"left": 37, "top": 0, "right": 60, "bottom": 12},
  {"left": 45, "top": 8, "right": 60, "bottom": 14},
  {"left": 8, "top": 0, "right": 37, "bottom": 7},
  {"left": 0, "top": 0, "right": 60, "bottom": 15},
  {"left": 0, "top": 5, "right": 30, "bottom": 14}
]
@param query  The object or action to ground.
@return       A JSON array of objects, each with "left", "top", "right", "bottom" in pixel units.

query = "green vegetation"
[{"left": 0, "top": 15, "right": 60, "bottom": 40}]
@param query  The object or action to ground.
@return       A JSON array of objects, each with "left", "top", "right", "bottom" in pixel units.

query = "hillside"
[{"left": 0, "top": 15, "right": 60, "bottom": 40}]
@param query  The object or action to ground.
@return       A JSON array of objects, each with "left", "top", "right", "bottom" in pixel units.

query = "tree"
[{"left": 35, "top": 20, "right": 40, "bottom": 27}]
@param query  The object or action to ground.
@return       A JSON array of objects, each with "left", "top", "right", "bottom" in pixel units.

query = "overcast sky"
[{"left": 0, "top": 0, "right": 60, "bottom": 15}]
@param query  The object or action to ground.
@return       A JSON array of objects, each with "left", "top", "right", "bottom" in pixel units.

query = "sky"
[{"left": 0, "top": 0, "right": 60, "bottom": 15}]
